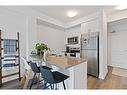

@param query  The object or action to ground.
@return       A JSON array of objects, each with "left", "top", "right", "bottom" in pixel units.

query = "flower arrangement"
[{"left": 35, "top": 43, "right": 49, "bottom": 55}]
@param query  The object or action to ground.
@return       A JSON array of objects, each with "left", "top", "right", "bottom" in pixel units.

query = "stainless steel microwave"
[{"left": 67, "top": 36, "right": 78, "bottom": 44}]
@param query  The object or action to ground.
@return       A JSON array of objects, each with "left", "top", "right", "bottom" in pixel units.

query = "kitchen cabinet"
[{"left": 81, "top": 19, "right": 99, "bottom": 34}]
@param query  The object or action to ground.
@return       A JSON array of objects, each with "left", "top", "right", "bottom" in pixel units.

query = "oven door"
[{"left": 70, "top": 53, "right": 76, "bottom": 57}]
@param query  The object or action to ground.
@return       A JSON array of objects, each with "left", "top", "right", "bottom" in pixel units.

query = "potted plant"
[{"left": 35, "top": 43, "right": 49, "bottom": 56}]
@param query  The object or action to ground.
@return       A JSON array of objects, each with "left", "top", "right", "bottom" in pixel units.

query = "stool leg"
[
  {"left": 23, "top": 70, "right": 32, "bottom": 89},
  {"left": 50, "top": 84, "right": 53, "bottom": 89},
  {"left": 43, "top": 81, "right": 47, "bottom": 89},
  {"left": 30, "top": 73, "right": 36, "bottom": 89},
  {"left": 20, "top": 75, "right": 26, "bottom": 87},
  {"left": 36, "top": 73, "right": 40, "bottom": 88},
  {"left": 55, "top": 83, "right": 57, "bottom": 90},
  {"left": 53, "top": 84, "right": 54, "bottom": 89},
  {"left": 63, "top": 81, "right": 66, "bottom": 90}
]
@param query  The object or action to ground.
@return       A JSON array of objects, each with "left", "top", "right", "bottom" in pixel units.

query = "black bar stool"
[
  {"left": 30, "top": 62, "right": 52, "bottom": 89},
  {"left": 40, "top": 66, "right": 69, "bottom": 90}
]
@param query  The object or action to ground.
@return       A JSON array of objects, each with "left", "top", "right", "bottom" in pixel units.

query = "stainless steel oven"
[
  {"left": 69, "top": 47, "right": 80, "bottom": 57},
  {"left": 65, "top": 47, "right": 80, "bottom": 57}
]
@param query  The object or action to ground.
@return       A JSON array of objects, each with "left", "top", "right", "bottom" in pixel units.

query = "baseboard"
[{"left": 108, "top": 64, "right": 127, "bottom": 69}]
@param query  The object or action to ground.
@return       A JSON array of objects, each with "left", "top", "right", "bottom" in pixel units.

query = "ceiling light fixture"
[
  {"left": 67, "top": 11, "right": 77, "bottom": 18},
  {"left": 115, "top": 5, "right": 127, "bottom": 10}
]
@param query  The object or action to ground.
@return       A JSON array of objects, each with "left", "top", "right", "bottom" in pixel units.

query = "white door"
[{"left": 110, "top": 30, "right": 127, "bottom": 69}]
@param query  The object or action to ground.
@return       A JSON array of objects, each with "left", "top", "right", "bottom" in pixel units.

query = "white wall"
[
  {"left": 26, "top": 16, "right": 37, "bottom": 59},
  {"left": 0, "top": 8, "right": 27, "bottom": 57},
  {"left": 37, "top": 24, "right": 65, "bottom": 54}
]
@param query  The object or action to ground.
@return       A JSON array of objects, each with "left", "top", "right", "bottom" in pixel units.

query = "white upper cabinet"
[{"left": 81, "top": 19, "right": 99, "bottom": 34}]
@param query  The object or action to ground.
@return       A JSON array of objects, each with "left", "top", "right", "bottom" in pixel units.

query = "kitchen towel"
[
  {"left": 4, "top": 39, "right": 16, "bottom": 54},
  {"left": 3, "top": 63, "right": 15, "bottom": 70}
]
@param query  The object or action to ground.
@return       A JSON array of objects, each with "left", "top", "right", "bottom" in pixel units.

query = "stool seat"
[{"left": 52, "top": 71, "right": 69, "bottom": 83}]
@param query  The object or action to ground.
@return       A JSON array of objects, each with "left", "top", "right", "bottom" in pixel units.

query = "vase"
[
  {"left": 37, "top": 51, "right": 44, "bottom": 58},
  {"left": 43, "top": 51, "right": 48, "bottom": 61}
]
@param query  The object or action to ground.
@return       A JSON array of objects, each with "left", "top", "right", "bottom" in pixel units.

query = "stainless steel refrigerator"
[{"left": 81, "top": 32, "right": 99, "bottom": 77}]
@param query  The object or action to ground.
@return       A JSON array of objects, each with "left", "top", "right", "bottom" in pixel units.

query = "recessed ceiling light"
[
  {"left": 67, "top": 11, "right": 77, "bottom": 18},
  {"left": 115, "top": 5, "right": 127, "bottom": 10}
]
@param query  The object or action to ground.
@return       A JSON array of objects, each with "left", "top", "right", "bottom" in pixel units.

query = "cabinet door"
[{"left": 81, "top": 19, "right": 99, "bottom": 34}]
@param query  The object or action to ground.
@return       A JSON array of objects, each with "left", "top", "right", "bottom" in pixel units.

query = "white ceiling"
[{"left": 30, "top": 6, "right": 120, "bottom": 23}]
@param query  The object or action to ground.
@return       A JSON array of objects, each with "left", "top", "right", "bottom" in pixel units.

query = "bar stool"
[
  {"left": 30, "top": 62, "right": 52, "bottom": 89},
  {"left": 40, "top": 66, "right": 69, "bottom": 90}
]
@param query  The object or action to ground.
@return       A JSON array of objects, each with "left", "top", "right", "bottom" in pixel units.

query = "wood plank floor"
[
  {"left": 88, "top": 66, "right": 127, "bottom": 89},
  {"left": 0, "top": 79, "right": 43, "bottom": 89},
  {"left": 1, "top": 66, "right": 127, "bottom": 89}
]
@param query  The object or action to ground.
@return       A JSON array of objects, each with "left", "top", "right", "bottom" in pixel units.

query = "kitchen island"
[{"left": 30, "top": 55, "right": 87, "bottom": 89}]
